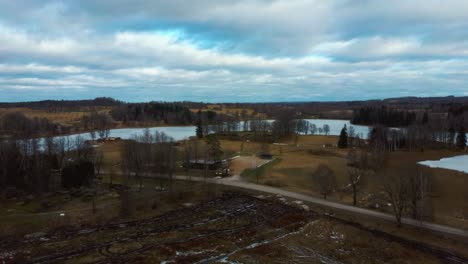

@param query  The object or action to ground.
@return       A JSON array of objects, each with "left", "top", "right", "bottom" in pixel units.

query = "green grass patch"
[{"left": 241, "top": 158, "right": 282, "bottom": 182}]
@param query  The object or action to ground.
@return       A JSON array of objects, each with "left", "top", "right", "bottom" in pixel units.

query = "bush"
[{"left": 61, "top": 160, "right": 95, "bottom": 189}]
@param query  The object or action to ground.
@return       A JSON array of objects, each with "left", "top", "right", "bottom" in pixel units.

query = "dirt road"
[{"left": 167, "top": 174, "right": 468, "bottom": 240}]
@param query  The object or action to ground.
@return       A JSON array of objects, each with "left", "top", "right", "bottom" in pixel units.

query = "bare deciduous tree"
[
  {"left": 348, "top": 167, "right": 368, "bottom": 206},
  {"left": 347, "top": 149, "right": 370, "bottom": 206},
  {"left": 407, "top": 168, "right": 432, "bottom": 220},
  {"left": 382, "top": 173, "right": 408, "bottom": 227},
  {"left": 93, "top": 151, "right": 104, "bottom": 176},
  {"left": 121, "top": 139, "right": 144, "bottom": 191},
  {"left": 313, "top": 164, "right": 336, "bottom": 199}
]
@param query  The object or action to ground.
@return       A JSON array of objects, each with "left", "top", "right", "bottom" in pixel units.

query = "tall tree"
[
  {"left": 448, "top": 126, "right": 456, "bottom": 147},
  {"left": 456, "top": 127, "right": 466, "bottom": 149},
  {"left": 323, "top": 124, "right": 330, "bottom": 136},
  {"left": 407, "top": 168, "right": 431, "bottom": 220},
  {"left": 205, "top": 135, "right": 223, "bottom": 162},
  {"left": 347, "top": 149, "right": 369, "bottom": 206},
  {"left": 422, "top": 112, "right": 429, "bottom": 125},
  {"left": 382, "top": 173, "right": 408, "bottom": 227},
  {"left": 313, "top": 164, "right": 336, "bottom": 199},
  {"left": 338, "top": 124, "right": 348, "bottom": 148},
  {"left": 196, "top": 119, "right": 204, "bottom": 139}
]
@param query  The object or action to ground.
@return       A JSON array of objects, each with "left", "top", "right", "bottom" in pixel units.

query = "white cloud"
[
  {"left": 0, "top": 63, "right": 85, "bottom": 74},
  {"left": 0, "top": 1, "right": 468, "bottom": 101}
]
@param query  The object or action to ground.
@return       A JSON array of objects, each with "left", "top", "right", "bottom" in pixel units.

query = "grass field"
[
  {"left": 49, "top": 134, "right": 468, "bottom": 231},
  {"left": 0, "top": 107, "right": 112, "bottom": 125},
  {"left": 190, "top": 104, "right": 258, "bottom": 116},
  {"left": 238, "top": 135, "right": 468, "bottom": 230},
  {"left": 96, "top": 136, "right": 468, "bottom": 230}
]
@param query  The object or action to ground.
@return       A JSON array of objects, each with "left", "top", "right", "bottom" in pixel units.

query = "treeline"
[
  {"left": 110, "top": 102, "right": 193, "bottom": 125},
  {"left": 188, "top": 96, "right": 468, "bottom": 121},
  {"left": 351, "top": 106, "right": 417, "bottom": 127},
  {"left": 0, "top": 112, "right": 59, "bottom": 137},
  {"left": 197, "top": 116, "right": 334, "bottom": 142},
  {"left": 0, "top": 97, "right": 122, "bottom": 111}
]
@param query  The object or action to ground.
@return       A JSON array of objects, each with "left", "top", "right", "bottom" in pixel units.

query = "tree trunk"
[
  {"left": 352, "top": 185, "right": 357, "bottom": 206},
  {"left": 92, "top": 195, "right": 96, "bottom": 215}
]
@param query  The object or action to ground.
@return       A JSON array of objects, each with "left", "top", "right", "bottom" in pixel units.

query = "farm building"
[{"left": 184, "top": 159, "right": 229, "bottom": 170}]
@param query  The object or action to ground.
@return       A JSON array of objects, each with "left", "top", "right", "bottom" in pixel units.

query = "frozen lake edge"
[{"left": 418, "top": 155, "right": 468, "bottom": 174}]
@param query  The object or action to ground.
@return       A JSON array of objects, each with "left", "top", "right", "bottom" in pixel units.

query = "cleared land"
[{"left": 1, "top": 191, "right": 459, "bottom": 264}]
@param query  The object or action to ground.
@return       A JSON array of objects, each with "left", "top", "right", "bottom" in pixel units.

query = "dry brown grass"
[
  {"left": 0, "top": 107, "right": 112, "bottom": 125},
  {"left": 95, "top": 136, "right": 468, "bottom": 230},
  {"left": 190, "top": 104, "right": 257, "bottom": 116},
  {"left": 237, "top": 135, "right": 468, "bottom": 229}
]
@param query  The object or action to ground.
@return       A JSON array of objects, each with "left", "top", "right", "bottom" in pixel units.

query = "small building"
[
  {"left": 105, "top": 137, "right": 121, "bottom": 142},
  {"left": 184, "top": 159, "right": 228, "bottom": 170}
]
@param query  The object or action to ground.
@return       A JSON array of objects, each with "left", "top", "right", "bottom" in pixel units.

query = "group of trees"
[
  {"left": 341, "top": 121, "right": 468, "bottom": 157},
  {"left": 0, "top": 136, "right": 98, "bottom": 194},
  {"left": 323, "top": 121, "right": 438, "bottom": 226},
  {"left": 80, "top": 111, "right": 115, "bottom": 139},
  {"left": 0, "top": 97, "right": 121, "bottom": 111},
  {"left": 193, "top": 108, "right": 332, "bottom": 141},
  {"left": 380, "top": 169, "right": 432, "bottom": 226},
  {"left": 0, "top": 112, "right": 59, "bottom": 137},
  {"left": 352, "top": 106, "right": 417, "bottom": 127},
  {"left": 120, "top": 129, "right": 178, "bottom": 191},
  {"left": 111, "top": 102, "right": 193, "bottom": 125}
]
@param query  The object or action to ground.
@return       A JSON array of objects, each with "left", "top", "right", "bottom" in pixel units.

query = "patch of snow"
[
  {"left": 419, "top": 155, "right": 468, "bottom": 174},
  {"left": 78, "top": 228, "right": 96, "bottom": 235},
  {"left": 24, "top": 232, "right": 45, "bottom": 239}
]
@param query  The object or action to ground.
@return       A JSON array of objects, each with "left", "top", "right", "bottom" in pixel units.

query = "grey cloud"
[{"left": 0, "top": 0, "right": 467, "bottom": 102}]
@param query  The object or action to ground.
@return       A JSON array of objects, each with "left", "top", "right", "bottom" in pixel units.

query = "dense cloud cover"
[{"left": 0, "top": 0, "right": 467, "bottom": 102}]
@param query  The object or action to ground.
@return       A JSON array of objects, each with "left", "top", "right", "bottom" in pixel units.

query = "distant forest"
[
  {"left": 0, "top": 97, "right": 122, "bottom": 111},
  {"left": 2, "top": 96, "right": 468, "bottom": 137},
  {"left": 351, "top": 106, "right": 417, "bottom": 127}
]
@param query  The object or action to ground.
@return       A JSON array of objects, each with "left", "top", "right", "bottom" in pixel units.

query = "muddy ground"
[{"left": 0, "top": 191, "right": 465, "bottom": 264}]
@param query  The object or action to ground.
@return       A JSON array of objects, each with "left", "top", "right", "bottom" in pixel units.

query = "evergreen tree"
[
  {"left": 448, "top": 126, "right": 456, "bottom": 146},
  {"left": 456, "top": 127, "right": 466, "bottom": 149},
  {"left": 196, "top": 119, "right": 203, "bottom": 139},
  {"left": 338, "top": 124, "right": 348, "bottom": 148},
  {"left": 422, "top": 112, "right": 429, "bottom": 124},
  {"left": 205, "top": 135, "right": 223, "bottom": 161}
]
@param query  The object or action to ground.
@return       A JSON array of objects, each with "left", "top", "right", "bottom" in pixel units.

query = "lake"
[
  {"left": 418, "top": 155, "right": 468, "bottom": 174},
  {"left": 44, "top": 119, "right": 373, "bottom": 143}
]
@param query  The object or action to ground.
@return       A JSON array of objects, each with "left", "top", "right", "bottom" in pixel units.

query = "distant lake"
[
  {"left": 419, "top": 155, "right": 468, "bottom": 174},
  {"left": 42, "top": 119, "right": 373, "bottom": 143}
]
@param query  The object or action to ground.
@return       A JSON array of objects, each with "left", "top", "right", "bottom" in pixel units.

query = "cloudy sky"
[{"left": 1, "top": 0, "right": 467, "bottom": 102}]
